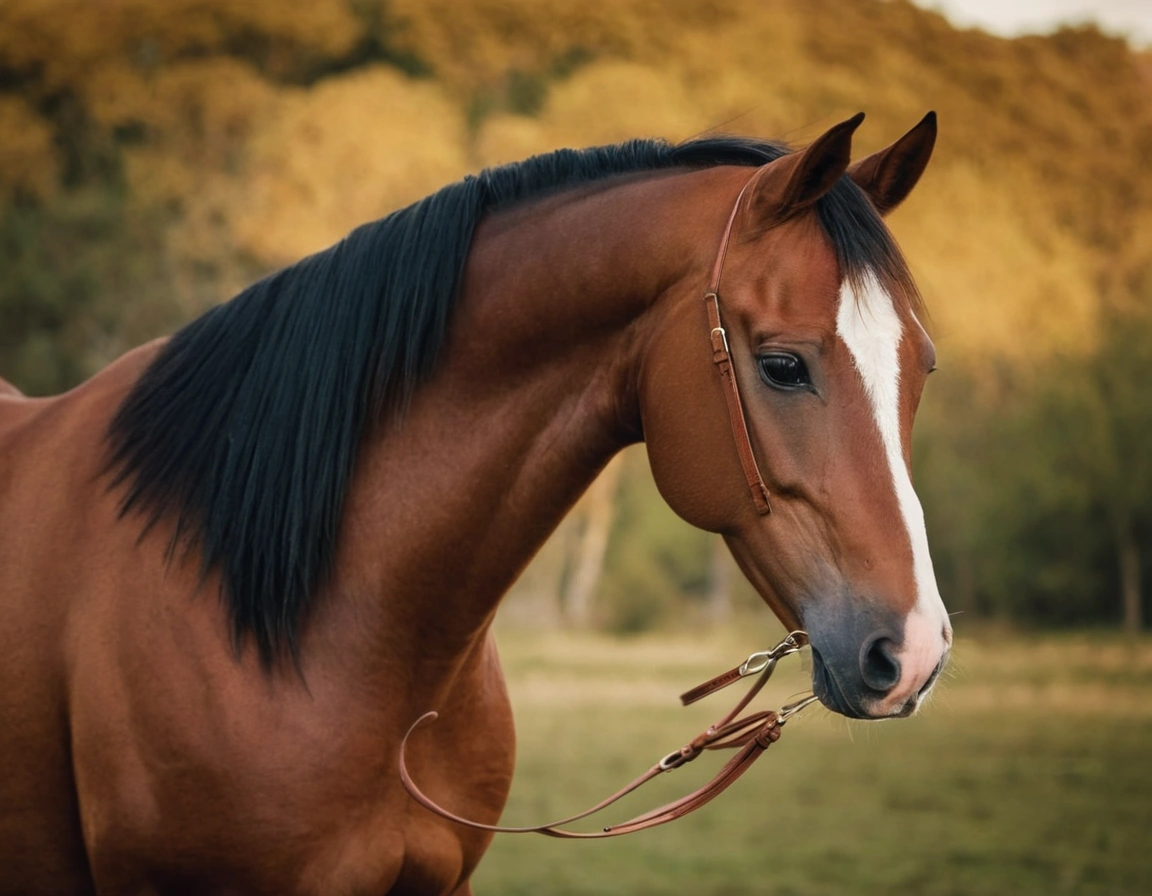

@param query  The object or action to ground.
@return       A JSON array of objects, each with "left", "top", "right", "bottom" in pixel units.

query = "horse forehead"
[
  {"left": 840, "top": 275, "right": 934, "bottom": 371},
  {"left": 737, "top": 223, "right": 842, "bottom": 325},
  {"left": 834, "top": 273, "right": 920, "bottom": 407},
  {"left": 838, "top": 275, "right": 901, "bottom": 334}
]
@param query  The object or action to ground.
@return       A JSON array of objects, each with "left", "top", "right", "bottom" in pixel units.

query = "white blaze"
[{"left": 836, "top": 272, "right": 949, "bottom": 708}]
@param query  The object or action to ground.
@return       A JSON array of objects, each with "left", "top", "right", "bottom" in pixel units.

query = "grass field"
[{"left": 471, "top": 625, "right": 1152, "bottom": 895}]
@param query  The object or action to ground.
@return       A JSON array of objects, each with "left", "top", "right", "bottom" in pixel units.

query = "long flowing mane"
[{"left": 106, "top": 134, "right": 920, "bottom": 664}]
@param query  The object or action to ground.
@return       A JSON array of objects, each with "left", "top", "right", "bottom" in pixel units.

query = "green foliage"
[
  {"left": 0, "top": 188, "right": 174, "bottom": 394},
  {"left": 919, "top": 295, "right": 1152, "bottom": 628},
  {"left": 598, "top": 449, "right": 713, "bottom": 633}
]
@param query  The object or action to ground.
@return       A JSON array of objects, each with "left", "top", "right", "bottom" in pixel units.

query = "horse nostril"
[{"left": 859, "top": 635, "right": 901, "bottom": 692}]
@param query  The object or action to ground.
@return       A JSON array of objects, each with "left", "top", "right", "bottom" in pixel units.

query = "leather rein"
[
  {"left": 398, "top": 177, "right": 819, "bottom": 837},
  {"left": 399, "top": 632, "right": 817, "bottom": 838}
]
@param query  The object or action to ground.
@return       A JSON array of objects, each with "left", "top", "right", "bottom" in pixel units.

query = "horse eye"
[{"left": 758, "top": 353, "right": 811, "bottom": 389}]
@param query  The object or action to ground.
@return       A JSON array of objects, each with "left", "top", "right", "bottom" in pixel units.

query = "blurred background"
[{"left": 1, "top": 0, "right": 1149, "bottom": 892}]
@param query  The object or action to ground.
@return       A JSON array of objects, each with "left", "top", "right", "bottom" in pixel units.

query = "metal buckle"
[{"left": 737, "top": 631, "right": 808, "bottom": 677}]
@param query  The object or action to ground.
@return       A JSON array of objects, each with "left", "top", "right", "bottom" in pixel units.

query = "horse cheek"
[{"left": 640, "top": 323, "right": 749, "bottom": 534}]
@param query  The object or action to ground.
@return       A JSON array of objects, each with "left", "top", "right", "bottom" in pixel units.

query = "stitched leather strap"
[
  {"left": 679, "top": 664, "right": 746, "bottom": 705},
  {"left": 706, "top": 179, "right": 772, "bottom": 515},
  {"left": 398, "top": 695, "right": 785, "bottom": 839},
  {"left": 398, "top": 634, "right": 814, "bottom": 839}
]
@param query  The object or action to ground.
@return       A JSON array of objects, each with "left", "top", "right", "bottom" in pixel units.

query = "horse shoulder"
[{"left": 0, "top": 338, "right": 176, "bottom": 891}]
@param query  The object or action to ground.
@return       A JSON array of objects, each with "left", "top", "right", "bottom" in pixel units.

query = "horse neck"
[{"left": 323, "top": 167, "right": 742, "bottom": 678}]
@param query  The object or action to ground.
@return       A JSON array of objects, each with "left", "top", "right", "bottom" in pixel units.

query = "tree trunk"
[
  {"left": 1120, "top": 525, "right": 1143, "bottom": 633},
  {"left": 707, "top": 535, "right": 733, "bottom": 624},
  {"left": 562, "top": 456, "right": 623, "bottom": 628}
]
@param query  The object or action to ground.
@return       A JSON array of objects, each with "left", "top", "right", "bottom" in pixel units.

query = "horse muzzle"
[{"left": 805, "top": 600, "right": 952, "bottom": 719}]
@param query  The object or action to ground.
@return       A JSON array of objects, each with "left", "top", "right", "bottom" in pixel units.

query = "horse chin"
[{"left": 811, "top": 646, "right": 870, "bottom": 719}]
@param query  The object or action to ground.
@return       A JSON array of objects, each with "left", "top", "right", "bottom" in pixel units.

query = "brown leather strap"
[
  {"left": 679, "top": 664, "right": 745, "bottom": 705},
  {"left": 588, "top": 725, "right": 781, "bottom": 837},
  {"left": 679, "top": 644, "right": 785, "bottom": 706},
  {"left": 705, "top": 180, "right": 772, "bottom": 515},
  {"left": 398, "top": 634, "right": 815, "bottom": 839},
  {"left": 398, "top": 705, "right": 787, "bottom": 839}
]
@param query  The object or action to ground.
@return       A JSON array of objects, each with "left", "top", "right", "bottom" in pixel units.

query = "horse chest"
[{"left": 64, "top": 621, "right": 512, "bottom": 895}]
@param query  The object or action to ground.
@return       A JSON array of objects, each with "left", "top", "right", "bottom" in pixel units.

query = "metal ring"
[
  {"left": 777, "top": 694, "right": 820, "bottom": 722},
  {"left": 738, "top": 652, "right": 776, "bottom": 677}
]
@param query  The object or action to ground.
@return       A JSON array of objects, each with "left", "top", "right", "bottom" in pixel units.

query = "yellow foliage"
[
  {"left": 385, "top": 0, "right": 744, "bottom": 91},
  {"left": 108, "top": 59, "right": 279, "bottom": 204},
  {"left": 892, "top": 160, "right": 1100, "bottom": 363},
  {"left": 0, "top": 0, "right": 361, "bottom": 92},
  {"left": 0, "top": 0, "right": 1148, "bottom": 373},
  {"left": 476, "top": 61, "right": 701, "bottom": 162},
  {"left": 89, "top": 57, "right": 275, "bottom": 145},
  {"left": 232, "top": 67, "right": 470, "bottom": 264},
  {"left": 0, "top": 96, "right": 58, "bottom": 201}
]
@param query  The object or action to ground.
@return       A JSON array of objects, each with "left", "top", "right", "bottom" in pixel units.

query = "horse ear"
[
  {"left": 848, "top": 111, "right": 937, "bottom": 216},
  {"left": 746, "top": 112, "right": 865, "bottom": 227}
]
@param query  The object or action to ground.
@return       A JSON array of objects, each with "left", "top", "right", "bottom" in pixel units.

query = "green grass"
[{"left": 471, "top": 626, "right": 1152, "bottom": 895}]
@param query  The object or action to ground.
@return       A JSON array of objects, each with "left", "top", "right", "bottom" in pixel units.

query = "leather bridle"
[
  {"left": 397, "top": 177, "right": 812, "bottom": 838},
  {"left": 704, "top": 177, "right": 773, "bottom": 515}
]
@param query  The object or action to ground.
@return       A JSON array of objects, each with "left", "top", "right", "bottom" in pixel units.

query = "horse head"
[{"left": 641, "top": 113, "right": 950, "bottom": 719}]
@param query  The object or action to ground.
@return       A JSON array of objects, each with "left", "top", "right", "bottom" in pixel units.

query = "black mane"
[{"left": 106, "top": 134, "right": 916, "bottom": 664}]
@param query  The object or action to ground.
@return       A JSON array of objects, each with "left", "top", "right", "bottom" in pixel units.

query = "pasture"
[{"left": 474, "top": 626, "right": 1152, "bottom": 895}]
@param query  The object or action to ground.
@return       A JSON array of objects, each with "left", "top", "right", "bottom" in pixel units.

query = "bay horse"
[{"left": 0, "top": 112, "right": 951, "bottom": 894}]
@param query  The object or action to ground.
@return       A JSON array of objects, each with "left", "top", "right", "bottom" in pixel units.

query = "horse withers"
[{"left": 0, "top": 113, "right": 950, "bottom": 894}]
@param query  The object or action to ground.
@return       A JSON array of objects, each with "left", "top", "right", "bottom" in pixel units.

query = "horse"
[{"left": 0, "top": 111, "right": 951, "bottom": 894}]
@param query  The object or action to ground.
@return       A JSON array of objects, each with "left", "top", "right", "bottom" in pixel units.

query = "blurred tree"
[
  {"left": 1048, "top": 294, "right": 1152, "bottom": 631},
  {"left": 706, "top": 536, "right": 734, "bottom": 624},
  {"left": 0, "top": 186, "right": 178, "bottom": 394},
  {"left": 594, "top": 448, "right": 713, "bottom": 633},
  {"left": 561, "top": 456, "right": 624, "bottom": 628},
  {"left": 921, "top": 287, "right": 1152, "bottom": 632}
]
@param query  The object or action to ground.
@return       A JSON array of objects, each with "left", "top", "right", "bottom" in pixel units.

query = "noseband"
[
  {"left": 704, "top": 177, "right": 773, "bottom": 515},
  {"left": 398, "top": 178, "right": 809, "bottom": 837}
]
